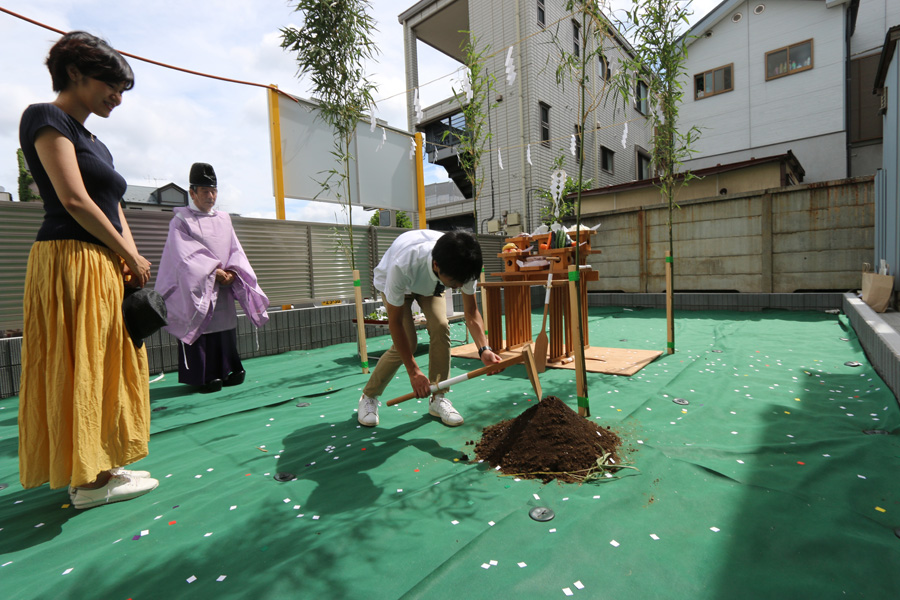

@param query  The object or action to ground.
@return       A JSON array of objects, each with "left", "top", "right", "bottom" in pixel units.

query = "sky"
[{"left": 0, "top": 0, "right": 720, "bottom": 223}]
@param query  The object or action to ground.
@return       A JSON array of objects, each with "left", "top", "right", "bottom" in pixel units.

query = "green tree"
[
  {"left": 17, "top": 149, "right": 41, "bottom": 202},
  {"left": 609, "top": 0, "right": 701, "bottom": 354},
  {"left": 550, "top": 1, "right": 622, "bottom": 414},
  {"left": 368, "top": 210, "right": 412, "bottom": 228},
  {"left": 280, "top": 0, "right": 379, "bottom": 271},
  {"left": 536, "top": 155, "right": 592, "bottom": 226}
]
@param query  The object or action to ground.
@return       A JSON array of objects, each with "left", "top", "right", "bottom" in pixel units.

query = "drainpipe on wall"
[
  {"left": 480, "top": 91, "right": 497, "bottom": 234},
  {"left": 844, "top": 3, "right": 852, "bottom": 178},
  {"left": 515, "top": 0, "right": 528, "bottom": 231}
]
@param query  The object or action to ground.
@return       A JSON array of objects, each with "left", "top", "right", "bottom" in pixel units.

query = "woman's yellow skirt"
[{"left": 19, "top": 240, "right": 150, "bottom": 489}]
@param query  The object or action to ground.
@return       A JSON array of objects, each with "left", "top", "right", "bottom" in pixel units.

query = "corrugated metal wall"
[
  {"left": 0, "top": 202, "right": 506, "bottom": 332},
  {"left": 0, "top": 202, "right": 42, "bottom": 334}
]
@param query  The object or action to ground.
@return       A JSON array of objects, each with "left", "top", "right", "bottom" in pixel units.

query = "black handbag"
[{"left": 122, "top": 286, "right": 168, "bottom": 348}]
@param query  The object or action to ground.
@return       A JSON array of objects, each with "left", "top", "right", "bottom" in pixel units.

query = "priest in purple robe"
[{"left": 156, "top": 163, "right": 269, "bottom": 393}]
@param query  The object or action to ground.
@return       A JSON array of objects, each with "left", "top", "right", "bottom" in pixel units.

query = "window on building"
[
  {"left": 540, "top": 102, "right": 551, "bottom": 147},
  {"left": 694, "top": 64, "right": 733, "bottom": 99},
  {"left": 849, "top": 54, "right": 883, "bottom": 144},
  {"left": 635, "top": 80, "right": 649, "bottom": 115},
  {"left": 574, "top": 125, "right": 582, "bottom": 160},
  {"left": 636, "top": 148, "right": 652, "bottom": 180},
  {"left": 537, "top": 0, "right": 545, "bottom": 28},
  {"left": 601, "top": 146, "right": 615, "bottom": 174},
  {"left": 573, "top": 21, "right": 581, "bottom": 57},
  {"left": 765, "top": 39, "right": 813, "bottom": 81},
  {"left": 598, "top": 54, "right": 610, "bottom": 80}
]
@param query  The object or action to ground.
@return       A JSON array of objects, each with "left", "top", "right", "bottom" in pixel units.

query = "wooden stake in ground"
[
  {"left": 665, "top": 251, "right": 674, "bottom": 355},
  {"left": 568, "top": 265, "right": 589, "bottom": 417},
  {"left": 352, "top": 269, "right": 369, "bottom": 374}
]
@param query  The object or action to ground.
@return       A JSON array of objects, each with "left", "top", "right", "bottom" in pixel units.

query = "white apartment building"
[{"left": 399, "top": 0, "right": 654, "bottom": 234}]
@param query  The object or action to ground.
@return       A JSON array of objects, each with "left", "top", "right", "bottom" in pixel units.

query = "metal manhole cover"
[
  {"left": 844, "top": 361, "right": 862, "bottom": 367},
  {"left": 273, "top": 472, "right": 297, "bottom": 482},
  {"left": 529, "top": 506, "right": 555, "bottom": 522},
  {"left": 295, "top": 402, "right": 311, "bottom": 407},
  {"left": 673, "top": 398, "right": 689, "bottom": 405},
  {"left": 711, "top": 350, "right": 723, "bottom": 353},
  {"left": 863, "top": 429, "right": 890, "bottom": 435}
]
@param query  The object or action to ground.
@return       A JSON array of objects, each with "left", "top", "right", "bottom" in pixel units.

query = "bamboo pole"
[
  {"left": 567, "top": 265, "right": 589, "bottom": 417},
  {"left": 666, "top": 250, "right": 674, "bottom": 355},
  {"left": 352, "top": 269, "right": 369, "bottom": 374}
]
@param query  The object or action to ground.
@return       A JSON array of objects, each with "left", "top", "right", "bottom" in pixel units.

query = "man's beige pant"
[{"left": 363, "top": 292, "right": 450, "bottom": 398}]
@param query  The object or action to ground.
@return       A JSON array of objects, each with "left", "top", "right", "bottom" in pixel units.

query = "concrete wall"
[{"left": 580, "top": 176, "right": 874, "bottom": 293}]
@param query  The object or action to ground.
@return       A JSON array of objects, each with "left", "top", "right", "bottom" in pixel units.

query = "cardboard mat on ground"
[{"left": 451, "top": 341, "right": 662, "bottom": 376}]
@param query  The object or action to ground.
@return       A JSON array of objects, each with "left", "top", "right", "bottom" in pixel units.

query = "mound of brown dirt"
[{"left": 474, "top": 396, "right": 622, "bottom": 483}]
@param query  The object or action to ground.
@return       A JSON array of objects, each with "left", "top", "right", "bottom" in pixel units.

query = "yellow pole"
[
  {"left": 415, "top": 132, "right": 426, "bottom": 229},
  {"left": 267, "top": 86, "right": 286, "bottom": 221}
]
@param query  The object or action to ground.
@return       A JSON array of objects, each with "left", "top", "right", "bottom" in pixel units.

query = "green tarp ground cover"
[{"left": 1, "top": 308, "right": 899, "bottom": 599}]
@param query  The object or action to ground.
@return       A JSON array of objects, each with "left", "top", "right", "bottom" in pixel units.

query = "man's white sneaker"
[
  {"left": 358, "top": 394, "right": 380, "bottom": 426},
  {"left": 71, "top": 473, "right": 159, "bottom": 510},
  {"left": 429, "top": 393, "right": 464, "bottom": 426}
]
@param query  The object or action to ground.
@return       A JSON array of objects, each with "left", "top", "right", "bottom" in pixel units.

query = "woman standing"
[{"left": 18, "top": 31, "right": 158, "bottom": 509}]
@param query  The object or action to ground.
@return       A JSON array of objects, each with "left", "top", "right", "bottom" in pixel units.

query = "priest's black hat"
[{"left": 189, "top": 162, "right": 217, "bottom": 187}]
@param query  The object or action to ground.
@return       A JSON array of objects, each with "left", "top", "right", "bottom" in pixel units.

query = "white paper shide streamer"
[
  {"left": 549, "top": 169, "right": 567, "bottom": 221},
  {"left": 409, "top": 136, "right": 416, "bottom": 160},
  {"left": 376, "top": 127, "right": 386, "bottom": 152},
  {"left": 498, "top": 148, "right": 504, "bottom": 170},
  {"left": 621, "top": 122, "right": 628, "bottom": 149},
  {"left": 414, "top": 88, "right": 423, "bottom": 124},
  {"left": 526, "top": 143, "right": 532, "bottom": 166},
  {"left": 457, "top": 67, "right": 474, "bottom": 102},
  {"left": 570, "top": 134, "right": 577, "bottom": 156},
  {"left": 505, "top": 47, "right": 517, "bottom": 86}
]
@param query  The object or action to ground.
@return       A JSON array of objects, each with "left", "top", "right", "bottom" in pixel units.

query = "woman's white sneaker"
[{"left": 71, "top": 474, "right": 159, "bottom": 510}]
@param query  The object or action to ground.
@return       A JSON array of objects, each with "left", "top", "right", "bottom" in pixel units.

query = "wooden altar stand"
[{"left": 451, "top": 229, "right": 662, "bottom": 375}]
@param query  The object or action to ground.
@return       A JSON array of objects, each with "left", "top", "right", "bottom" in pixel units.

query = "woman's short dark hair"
[
  {"left": 432, "top": 230, "right": 483, "bottom": 284},
  {"left": 46, "top": 31, "right": 134, "bottom": 93}
]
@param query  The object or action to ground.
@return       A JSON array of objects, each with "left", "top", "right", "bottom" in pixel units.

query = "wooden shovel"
[
  {"left": 533, "top": 272, "right": 553, "bottom": 373},
  {"left": 386, "top": 346, "right": 541, "bottom": 406}
]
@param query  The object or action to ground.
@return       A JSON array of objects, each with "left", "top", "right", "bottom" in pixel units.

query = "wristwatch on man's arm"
[{"left": 478, "top": 345, "right": 493, "bottom": 358}]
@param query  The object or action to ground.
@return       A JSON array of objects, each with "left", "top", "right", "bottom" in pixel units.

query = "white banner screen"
[{"left": 274, "top": 92, "right": 417, "bottom": 212}]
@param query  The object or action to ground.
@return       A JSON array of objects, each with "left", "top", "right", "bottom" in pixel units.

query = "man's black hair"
[{"left": 432, "top": 230, "right": 483, "bottom": 283}]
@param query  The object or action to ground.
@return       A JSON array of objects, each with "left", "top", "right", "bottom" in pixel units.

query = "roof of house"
[
  {"left": 679, "top": 0, "right": 859, "bottom": 47},
  {"left": 874, "top": 24, "right": 900, "bottom": 91}
]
